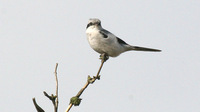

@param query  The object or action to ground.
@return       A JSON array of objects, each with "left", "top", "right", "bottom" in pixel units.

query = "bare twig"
[
  {"left": 65, "top": 53, "right": 108, "bottom": 112},
  {"left": 54, "top": 63, "right": 59, "bottom": 112},
  {"left": 43, "top": 63, "right": 59, "bottom": 112},
  {"left": 33, "top": 63, "right": 59, "bottom": 112},
  {"left": 32, "top": 98, "right": 45, "bottom": 112},
  {"left": 66, "top": 104, "right": 73, "bottom": 112},
  {"left": 43, "top": 91, "right": 56, "bottom": 104}
]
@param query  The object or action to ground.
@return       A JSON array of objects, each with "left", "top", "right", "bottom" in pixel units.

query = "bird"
[{"left": 86, "top": 18, "right": 161, "bottom": 58}]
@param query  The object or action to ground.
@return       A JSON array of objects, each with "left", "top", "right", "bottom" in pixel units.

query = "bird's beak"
[{"left": 86, "top": 24, "right": 89, "bottom": 29}]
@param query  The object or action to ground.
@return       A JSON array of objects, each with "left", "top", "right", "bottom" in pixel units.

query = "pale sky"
[{"left": 1, "top": 0, "right": 200, "bottom": 112}]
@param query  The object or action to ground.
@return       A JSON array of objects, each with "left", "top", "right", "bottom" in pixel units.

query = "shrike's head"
[{"left": 86, "top": 18, "right": 102, "bottom": 29}]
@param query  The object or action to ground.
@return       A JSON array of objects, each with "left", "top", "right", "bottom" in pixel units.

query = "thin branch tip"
[
  {"left": 66, "top": 54, "right": 108, "bottom": 112},
  {"left": 32, "top": 63, "right": 59, "bottom": 112},
  {"left": 32, "top": 98, "right": 45, "bottom": 112}
]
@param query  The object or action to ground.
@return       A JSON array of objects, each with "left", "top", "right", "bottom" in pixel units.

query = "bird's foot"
[{"left": 100, "top": 53, "right": 109, "bottom": 62}]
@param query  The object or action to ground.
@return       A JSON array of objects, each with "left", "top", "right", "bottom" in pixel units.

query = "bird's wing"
[
  {"left": 100, "top": 29, "right": 128, "bottom": 45},
  {"left": 99, "top": 29, "right": 111, "bottom": 38},
  {"left": 116, "top": 37, "right": 128, "bottom": 45}
]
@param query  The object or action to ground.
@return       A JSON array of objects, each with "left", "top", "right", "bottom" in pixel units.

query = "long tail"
[{"left": 129, "top": 46, "right": 161, "bottom": 52}]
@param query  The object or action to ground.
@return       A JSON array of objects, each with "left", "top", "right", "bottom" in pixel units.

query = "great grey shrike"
[{"left": 86, "top": 18, "right": 161, "bottom": 57}]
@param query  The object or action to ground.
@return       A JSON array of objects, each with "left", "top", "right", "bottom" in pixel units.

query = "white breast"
[{"left": 86, "top": 27, "right": 126, "bottom": 57}]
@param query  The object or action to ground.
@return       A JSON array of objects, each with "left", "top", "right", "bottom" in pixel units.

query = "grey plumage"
[{"left": 86, "top": 18, "right": 161, "bottom": 57}]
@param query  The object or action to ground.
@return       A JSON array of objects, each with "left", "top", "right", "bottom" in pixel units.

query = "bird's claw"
[{"left": 100, "top": 53, "right": 109, "bottom": 62}]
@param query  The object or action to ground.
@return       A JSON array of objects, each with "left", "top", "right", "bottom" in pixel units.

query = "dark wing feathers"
[
  {"left": 101, "top": 29, "right": 111, "bottom": 34},
  {"left": 99, "top": 29, "right": 161, "bottom": 52},
  {"left": 100, "top": 29, "right": 128, "bottom": 45},
  {"left": 99, "top": 30, "right": 108, "bottom": 38},
  {"left": 116, "top": 37, "right": 128, "bottom": 45}
]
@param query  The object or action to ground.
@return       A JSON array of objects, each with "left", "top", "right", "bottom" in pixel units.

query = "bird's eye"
[{"left": 89, "top": 23, "right": 93, "bottom": 26}]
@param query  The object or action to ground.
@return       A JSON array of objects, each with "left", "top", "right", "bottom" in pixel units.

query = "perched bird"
[{"left": 86, "top": 18, "right": 161, "bottom": 57}]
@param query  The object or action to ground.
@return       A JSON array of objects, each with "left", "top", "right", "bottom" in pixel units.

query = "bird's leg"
[{"left": 100, "top": 53, "right": 109, "bottom": 62}]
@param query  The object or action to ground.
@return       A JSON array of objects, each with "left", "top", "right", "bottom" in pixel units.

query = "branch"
[
  {"left": 43, "top": 63, "right": 59, "bottom": 112},
  {"left": 43, "top": 91, "right": 56, "bottom": 104},
  {"left": 32, "top": 98, "right": 45, "bottom": 112},
  {"left": 54, "top": 63, "right": 59, "bottom": 112},
  {"left": 32, "top": 63, "right": 59, "bottom": 112},
  {"left": 65, "top": 53, "right": 109, "bottom": 112}
]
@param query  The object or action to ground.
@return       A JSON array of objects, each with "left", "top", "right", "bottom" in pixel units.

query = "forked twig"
[
  {"left": 65, "top": 53, "right": 108, "bottom": 112},
  {"left": 32, "top": 63, "right": 59, "bottom": 112}
]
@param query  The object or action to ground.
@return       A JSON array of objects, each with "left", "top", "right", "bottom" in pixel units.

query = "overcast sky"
[{"left": 1, "top": 0, "right": 200, "bottom": 112}]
